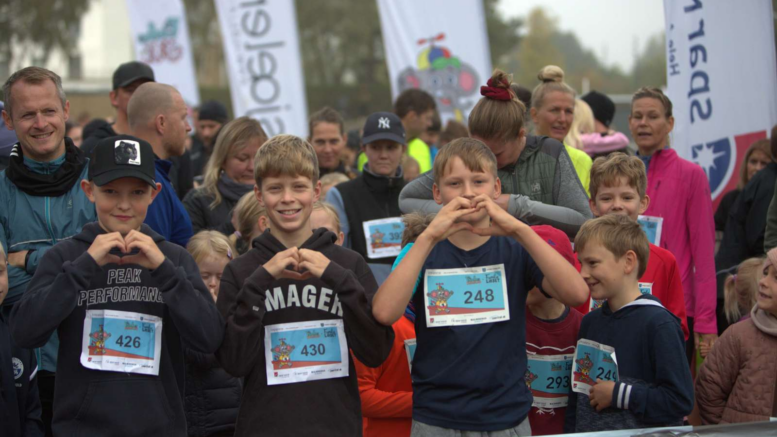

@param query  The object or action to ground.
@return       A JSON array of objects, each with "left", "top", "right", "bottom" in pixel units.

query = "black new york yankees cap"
[{"left": 361, "top": 112, "right": 406, "bottom": 146}]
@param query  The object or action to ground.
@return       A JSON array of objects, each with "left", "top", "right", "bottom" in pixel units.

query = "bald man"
[{"left": 127, "top": 82, "right": 193, "bottom": 246}]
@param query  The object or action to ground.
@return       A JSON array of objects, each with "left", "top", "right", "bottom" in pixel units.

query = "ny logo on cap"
[
  {"left": 115, "top": 140, "right": 141, "bottom": 166},
  {"left": 378, "top": 117, "right": 390, "bottom": 129}
]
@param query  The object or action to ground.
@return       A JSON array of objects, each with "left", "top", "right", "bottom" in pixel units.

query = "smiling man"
[
  {"left": 326, "top": 112, "right": 407, "bottom": 285},
  {"left": 0, "top": 66, "right": 98, "bottom": 435}
]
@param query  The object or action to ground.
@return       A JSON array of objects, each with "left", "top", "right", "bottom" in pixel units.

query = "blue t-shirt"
[{"left": 411, "top": 236, "right": 544, "bottom": 431}]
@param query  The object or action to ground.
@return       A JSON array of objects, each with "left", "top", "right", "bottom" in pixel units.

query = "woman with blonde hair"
[
  {"left": 564, "top": 99, "right": 595, "bottom": 151},
  {"left": 531, "top": 65, "right": 593, "bottom": 195},
  {"left": 184, "top": 117, "right": 267, "bottom": 234}
]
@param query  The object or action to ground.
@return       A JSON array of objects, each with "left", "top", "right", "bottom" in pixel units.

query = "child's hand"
[
  {"left": 87, "top": 232, "right": 126, "bottom": 266},
  {"left": 589, "top": 379, "right": 615, "bottom": 412},
  {"left": 298, "top": 249, "right": 331, "bottom": 279},
  {"left": 470, "top": 195, "right": 524, "bottom": 237},
  {"left": 695, "top": 332, "right": 718, "bottom": 358},
  {"left": 422, "top": 197, "right": 476, "bottom": 244},
  {"left": 264, "top": 247, "right": 311, "bottom": 281},
  {"left": 122, "top": 230, "right": 165, "bottom": 270}
]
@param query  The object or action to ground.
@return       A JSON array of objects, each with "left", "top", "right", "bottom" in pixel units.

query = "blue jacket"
[
  {"left": 144, "top": 159, "right": 193, "bottom": 247},
  {"left": 0, "top": 153, "right": 96, "bottom": 373}
]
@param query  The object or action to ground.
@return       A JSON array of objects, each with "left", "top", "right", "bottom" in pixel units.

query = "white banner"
[
  {"left": 664, "top": 0, "right": 777, "bottom": 208},
  {"left": 126, "top": 0, "right": 201, "bottom": 108},
  {"left": 215, "top": 0, "right": 308, "bottom": 137},
  {"left": 376, "top": 0, "right": 492, "bottom": 124}
]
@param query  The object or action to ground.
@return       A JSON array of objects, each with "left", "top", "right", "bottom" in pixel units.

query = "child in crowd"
[
  {"left": 310, "top": 202, "right": 344, "bottom": 246},
  {"left": 184, "top": 231, "right": 241, "bottom": 437},
  {"left": 355, "top": 213, "right": 432, "bottom": 437},
  {"left": 327, "top": 112, "right": 408, "bottom": 286},
  {"left": 372, "top": 138, "right": 588, "bottom": 436},
  {"left": 722, "top": 258, "right": 761, "bottom": 326},
  {"left": 10, "top": 136, "right": 224, "bottom": 436},
  {"left": 696, "top": 248, "right": 777, "bottom": 424},
  {"left": 0, "top": 244, "right": 43, "bottom": 437},
  {"left": 402, "top": 156, "right": 421, "bottom": 182},
  {"left": 230, "top": 191, "right": 268, "bottom": 255},
  {"left": 215, "top": 135, "right": 394, "bottom": 437},
  {"left": 585, "top": 153, "right": 689, "bottom": 340},
  {"left": 419, "top": 111, "right": 441, "bottom": 162},
  {"left": 320, "top": 172, "right": 349, "bottom": 198},
  {"left": 565, "top": 214, "right": 693, "bottom": 432},
  {"left": 524, "top": 225, "right": 584, "bottom": 436}
]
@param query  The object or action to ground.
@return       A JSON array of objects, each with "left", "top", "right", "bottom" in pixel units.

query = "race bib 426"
[
  {"left": 80, "top": 309, "right": 163, "bottom": 376},
  {"left": 423, "top": 264, "right": 510, "bottom": 327}
]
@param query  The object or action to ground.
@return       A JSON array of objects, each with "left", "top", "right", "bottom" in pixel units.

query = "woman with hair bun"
[
  {"left": 398, "top": 69, "right": 592, "bottom": 238},
  {"left": 531, "top": 65, "right": 593, "bottom": 195}
]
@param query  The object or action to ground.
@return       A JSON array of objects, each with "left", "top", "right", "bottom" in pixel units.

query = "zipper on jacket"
[{"left": 45, "top": 196, "right": 57, "bottom": 244}]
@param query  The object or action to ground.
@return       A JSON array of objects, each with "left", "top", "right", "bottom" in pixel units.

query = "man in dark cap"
[{"left": 190, "top": 100, "right": 229, "bottom": 178}]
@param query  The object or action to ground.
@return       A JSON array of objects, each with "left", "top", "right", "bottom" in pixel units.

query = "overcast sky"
[{"left": 497, "top": 0, "right": 666, "bottom": 72}]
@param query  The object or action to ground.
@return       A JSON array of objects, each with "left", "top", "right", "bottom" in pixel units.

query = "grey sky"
[{"left": 497, "top": 0, "right": 666, "bottom": 72}]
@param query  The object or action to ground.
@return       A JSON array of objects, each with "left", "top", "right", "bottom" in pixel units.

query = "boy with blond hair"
[
  {"left": 586, "top": 154, "right": 689, "bottom": 340},
  {"left": 215, "top": 135, "right": 394, "bottom": 437},
  {"left": 565, "top": 214, "right": 693, "bottom": 432},
  {"left": 372, "top": 138, "right": 588, "bottom": 436}
]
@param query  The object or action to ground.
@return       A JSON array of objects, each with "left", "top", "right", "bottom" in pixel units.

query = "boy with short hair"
[
  {"left": 586, "top": 154, "right": 689, "bottom": 339},
  {"left": 10, "top": 135, "right": 224, "bottom": 436},
  {"left": 327, "top": 112, "right": 408, "bottom": 285},
  {"left": 565, "top": 214, "right": 693, "bottom": 432},
  {"left": 372, "top": 138, "right": 588, "bottom": 435},
  {"left": 215, "top": 135, "right": 394, "bottom": 437}
]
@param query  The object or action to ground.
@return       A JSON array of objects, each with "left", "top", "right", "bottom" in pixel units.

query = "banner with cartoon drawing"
[
  {"left": 126, "top": 0, "right": 200, "bottom": 108},
  {"left": 376, "top": 0, "right": 492, "bottom": 123},
  {"left": 664, "top": 0, "right": 777, "bottom": 210}
]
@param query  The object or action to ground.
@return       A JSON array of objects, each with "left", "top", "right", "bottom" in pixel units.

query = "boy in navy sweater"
[
  {"left": 565, "top": 214, "right": 693, "bottom": 432},
  {"left": 10, "top": 136, "right": 223, "bottom": 436},
  {"left": 372, "top": 138, "right": 588, "bottom": 435}
]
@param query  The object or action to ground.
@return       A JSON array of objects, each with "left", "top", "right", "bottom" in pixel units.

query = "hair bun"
[
  {"left": 538, "top": 65, "right": 564, "bottom": 84},
  {"left": 489, "top": 69, "right": 511, "bottom": 89}
]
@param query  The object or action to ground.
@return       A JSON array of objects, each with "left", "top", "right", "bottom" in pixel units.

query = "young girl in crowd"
[
  {"left": 723, "top": 258, "right": 762, "bottom": 325},
  {"left": 230, "top": 191, "right": 268, "bottom": 255},
  {"left": 185, "top": 231, "right": 241, "bottom": 437},
  {"left": 310, "top": 201, "right": 345, "bottom": 246},
  {"left": 696, "top": 248, "right": 777, "bottom": 424}
]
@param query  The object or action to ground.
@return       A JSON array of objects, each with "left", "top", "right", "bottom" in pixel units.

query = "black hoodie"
[
  {"left": 10, "top": 223, "right": 224, "bottom": 437},
  {"left": 216, "top": 228, "right": 394, "bottom": 437}
]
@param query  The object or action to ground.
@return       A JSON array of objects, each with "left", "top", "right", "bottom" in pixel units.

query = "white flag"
[
  {"left": 215, "top": 0, "right": 308, "bottom": 137},
  {"left": 126, "top": 0, "right": 201, "bottom": 107},
  {"left": 376, "top": 0, "right": 492, "bottom": 124},
  {"left": 664, "top": 0, "right": 777, "bottom": 207}
]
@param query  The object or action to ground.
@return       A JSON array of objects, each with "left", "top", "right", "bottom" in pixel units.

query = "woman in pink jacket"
[{"left": 629, "top": 87, "right": 718, "bottom": 362}]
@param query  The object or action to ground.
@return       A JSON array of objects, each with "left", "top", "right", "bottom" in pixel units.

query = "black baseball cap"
[
  {"left": 89, "top": 135, "right": 156, "bottom": 187},
  {"left": 112, "top": 61, "right": 155, "bottom": 90},
  {"left": 361, "top": 112, "right": 406, "bottom": 146}
]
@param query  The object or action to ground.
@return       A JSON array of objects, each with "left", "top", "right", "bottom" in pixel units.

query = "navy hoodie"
[
  {"left": 216, "top": 228, "right": 395, "bottom": 437},
  {"left": 10, "top": 222, "right": 224, "bottom": 437},
  {"left": 0, "top": 314, "right": 43, "bottom": 437},
  {"left": 564, "top": 294, "right": 694, "bottom": 432}
]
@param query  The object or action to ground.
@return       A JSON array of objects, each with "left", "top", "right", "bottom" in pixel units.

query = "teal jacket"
[{"left": 0, "top": 153, "right": 96, "bottom": 372}]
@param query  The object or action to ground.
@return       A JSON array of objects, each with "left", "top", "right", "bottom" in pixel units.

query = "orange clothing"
[{"left": 354, "top": 316, "right": 415, "bottom": 437}]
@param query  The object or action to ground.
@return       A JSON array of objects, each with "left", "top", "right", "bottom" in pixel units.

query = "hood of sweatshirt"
[
  {"left": 600, "top": 294, "right": 679, "bottom": 323},
  {"left": 73, "top": 222, "right": 166, "bottom": 246},
  {"left": 251, "top": 227, "right": 337, "bottom": 259}
]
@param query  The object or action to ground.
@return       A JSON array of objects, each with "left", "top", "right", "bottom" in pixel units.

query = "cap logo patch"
[
  {"left": 115, "top": 140, "right": 141, "bottom": 166},
  {"left": 378, "top": 117, "right": 390, "bottom": 129}
]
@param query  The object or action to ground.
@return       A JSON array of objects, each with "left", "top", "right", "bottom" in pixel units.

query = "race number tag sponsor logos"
[
  {"left": 362, "top": 217, "right": 405, "bottom": 259},
  {"left": 81, "top": 310, "right": 162, "bottom": 375},
  {"left": 404, "top": 338, "right": 417, "bottom": 373},
  {"left": 264, "top": 319, "right": 349, "bottom": 385},
  {"left": 423, "top": 264, "right": 509, "bottom": 327},
  {"left": 571, "top": 339, "right": 618, "bottom": 395},
  {"left": 525, "top": 353, "right": 574, "bottom": 408}
]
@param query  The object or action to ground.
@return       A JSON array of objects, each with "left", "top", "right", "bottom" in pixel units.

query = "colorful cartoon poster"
[
  {"left": 362, "top": 217, "right": 405, "bottom": 259},
  {"left": 571, "top": 339, "right": 618, "bottom": 395},
  {"left": 264, "top": 319, "right": 349, "bottom": 386},
  {"left": 404, "top": 338, "right": 417, "bottom": 373},
  {"left": 637, "top": 215, "right": 663, "bottom": 245},
  {"left": 525, "top": 353, "right": 575, "bottom": 409},
  {"left": 423, "top": 264, "right": 509, "bottom": 327},
  {"left": 590, "top": 282, "right": 653, "bottom": 311},
  {"left": 80, "top": 310, "right": 163, "bottom": 375}
]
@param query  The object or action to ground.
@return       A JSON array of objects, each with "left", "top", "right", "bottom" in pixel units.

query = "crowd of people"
[{"left": 0, "top": 59, "right": 775, "bottom": 437}]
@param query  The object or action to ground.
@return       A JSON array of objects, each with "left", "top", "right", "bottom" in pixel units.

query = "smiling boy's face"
[
  {"left": 81, "top": 177, "right": 160, "bottom": 236},
  {"left": 257, "top": 174, "right": 321, "bottom": 235},
  {"left": 590, "top": 177, "right": 649, "bottom": 221}
]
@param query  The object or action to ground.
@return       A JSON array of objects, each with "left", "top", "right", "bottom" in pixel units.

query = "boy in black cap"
[
  {"left": 326, "top": 112, "right": 407, "bottom": 286},
  {"left": 10, "top": 135, "right": 224, "bottom": 437}
]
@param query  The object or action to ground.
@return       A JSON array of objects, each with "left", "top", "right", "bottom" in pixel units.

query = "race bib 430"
[
  {"left": 264, "top": 319, "right": 349, "bottom": 385},
  {"left": 423, "top": 264, "right": 509, "bottom": 327},
  {"left": 81, "top": 310, "right": 163, "bottom": 376}
]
